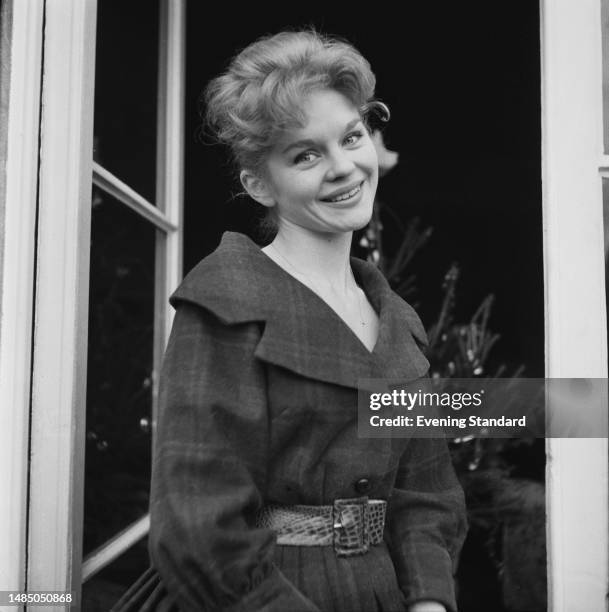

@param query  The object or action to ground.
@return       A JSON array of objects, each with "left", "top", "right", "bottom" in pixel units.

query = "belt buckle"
[{"left": 332, "top": 496, "right": 369, "bottom": 557}]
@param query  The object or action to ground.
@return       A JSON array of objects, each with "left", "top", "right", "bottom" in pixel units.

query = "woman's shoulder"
[{"left": 169, "top": 232, "right": 276, "bottom": 325}]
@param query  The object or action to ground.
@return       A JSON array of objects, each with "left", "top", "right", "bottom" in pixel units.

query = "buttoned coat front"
[{"left": 147, "top": 232, "right": 467, "bottom": 612}]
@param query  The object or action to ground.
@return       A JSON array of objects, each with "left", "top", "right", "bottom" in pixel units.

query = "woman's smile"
[{"left": 319, "top": 180, "right": 364, "bottom": 203}]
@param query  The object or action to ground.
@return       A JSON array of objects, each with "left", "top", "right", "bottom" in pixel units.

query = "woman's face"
[{"left": 251, "top": 89, "right": 379, "bottom": 235}]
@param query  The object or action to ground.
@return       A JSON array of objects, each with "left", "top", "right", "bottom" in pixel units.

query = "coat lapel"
[{"left": 170, "top": 232, "right": 429, "bottom": 389}]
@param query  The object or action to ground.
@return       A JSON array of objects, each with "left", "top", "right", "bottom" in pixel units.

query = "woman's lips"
[{"left": 320, "top": 181, "right": 364, "bottom": 203}]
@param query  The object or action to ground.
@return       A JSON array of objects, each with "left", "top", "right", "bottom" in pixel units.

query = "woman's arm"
[
  {"left": 149, "top": 302, "right": 319, "bottom": 612},
  {"left": 386, "top": 436, "right": 468, "bottom": 612}
]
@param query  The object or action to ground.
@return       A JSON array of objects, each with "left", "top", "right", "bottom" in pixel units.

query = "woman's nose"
[{"left": 325, "top": 150, "right": 356, "bottom": 181}]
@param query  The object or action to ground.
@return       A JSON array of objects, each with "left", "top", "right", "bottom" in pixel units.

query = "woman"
[{"left": 147, "top": 30, "right": 467, "bottom": 612}]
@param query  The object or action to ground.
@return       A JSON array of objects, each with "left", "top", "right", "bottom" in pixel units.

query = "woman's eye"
[
  {"left": 344, "top": 130, "right": 364, "bottom": 146},
  {"left": 294, "top": 151, "right": 317, "bottom": 164}
]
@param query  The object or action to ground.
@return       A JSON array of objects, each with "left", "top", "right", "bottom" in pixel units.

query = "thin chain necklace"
[
  {"left": 352, "top": 274, "right": 367, "bottom": 327},
  {"left": 268, "top": 243, "right": 367, "bottom": 328}
]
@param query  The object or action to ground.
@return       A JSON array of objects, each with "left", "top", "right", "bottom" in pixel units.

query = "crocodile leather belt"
[{"left": 255, "top": 496, "right": 387, "bottom": 557}]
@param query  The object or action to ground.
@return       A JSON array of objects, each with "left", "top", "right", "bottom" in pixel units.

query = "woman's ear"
[{"left": 239, "top": 170, "right": 275, "bottom": 208}]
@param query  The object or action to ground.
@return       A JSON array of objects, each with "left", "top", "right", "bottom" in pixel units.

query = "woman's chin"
[
  {"left": 284, "top": 199, "right": 375, "bottom": 235},
  {"left": 344, "top": 200, "right": 375, "bottom": 231},
  {"left": 325, "top": 207, "right": 374, "bottom": 234}
]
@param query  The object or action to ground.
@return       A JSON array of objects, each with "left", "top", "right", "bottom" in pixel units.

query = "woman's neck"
[{"left": 264, "top": 223, "right": 355, "bottom": 293}]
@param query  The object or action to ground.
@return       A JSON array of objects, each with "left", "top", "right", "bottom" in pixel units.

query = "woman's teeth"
[{"left": 326, "top": 184, "right": 361, "bottom": 202}]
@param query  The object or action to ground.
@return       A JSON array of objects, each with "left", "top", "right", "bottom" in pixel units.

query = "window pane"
[
  {"left": 93, "top": 0, "right": 159, "bottom": 203},
  {"left": 84, "top": 188, "right": 155, "bottom": 554},
  {"left": 81, "top": 536, "right": 150, "bottom": 611}
]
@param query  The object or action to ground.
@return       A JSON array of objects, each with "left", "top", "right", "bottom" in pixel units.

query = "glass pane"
[
  {"left": 84, "top": 188, "right": 155, "bottom": 554},
  {"left": 93, "top": 0, "right": 159, "bottom": 203},
  {"left": 81, "top": 536, "right": 150, "bottom": 611}
]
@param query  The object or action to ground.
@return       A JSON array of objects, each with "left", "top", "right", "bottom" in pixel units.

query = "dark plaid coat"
[{"left": 148, "top": 232, "right": 467, "bottom": 612}]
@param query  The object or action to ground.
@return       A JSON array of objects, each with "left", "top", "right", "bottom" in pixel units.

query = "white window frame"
[
  {"left": 0, "top": 0, "right": 44, "bottom": 595},
  {"left": 541, "top": 1, "right": 609, "bottom": 610},
  {"left": 81, "top": 0, "right": 185, "bottom": 584},
  {"left": 26, "top": 1, "right": 98, "bottom": 600}
]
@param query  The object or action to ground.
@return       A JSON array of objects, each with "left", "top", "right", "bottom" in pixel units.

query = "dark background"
[{"left": 184, "top": 2, "right": 544, "bottom": 377}]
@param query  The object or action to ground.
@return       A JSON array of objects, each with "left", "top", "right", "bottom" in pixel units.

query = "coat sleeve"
[
  {"left": 386, "top": 436, "right": 468, "bottom": 612},
  {"left": 149, "top": 302, "right": 320, "bottom": 612}
]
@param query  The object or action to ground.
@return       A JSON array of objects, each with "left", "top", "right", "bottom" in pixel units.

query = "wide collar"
[{"left": 170, "top": 232, "right": 429, "bottom": 389}]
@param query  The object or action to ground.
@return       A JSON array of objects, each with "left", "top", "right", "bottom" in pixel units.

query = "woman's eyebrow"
[
  {"left": 282, "top": 138, "right": 316, "bottom": 155},
  {"left": 281, "top": 118, "right": 363, "bottom": 155}
]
